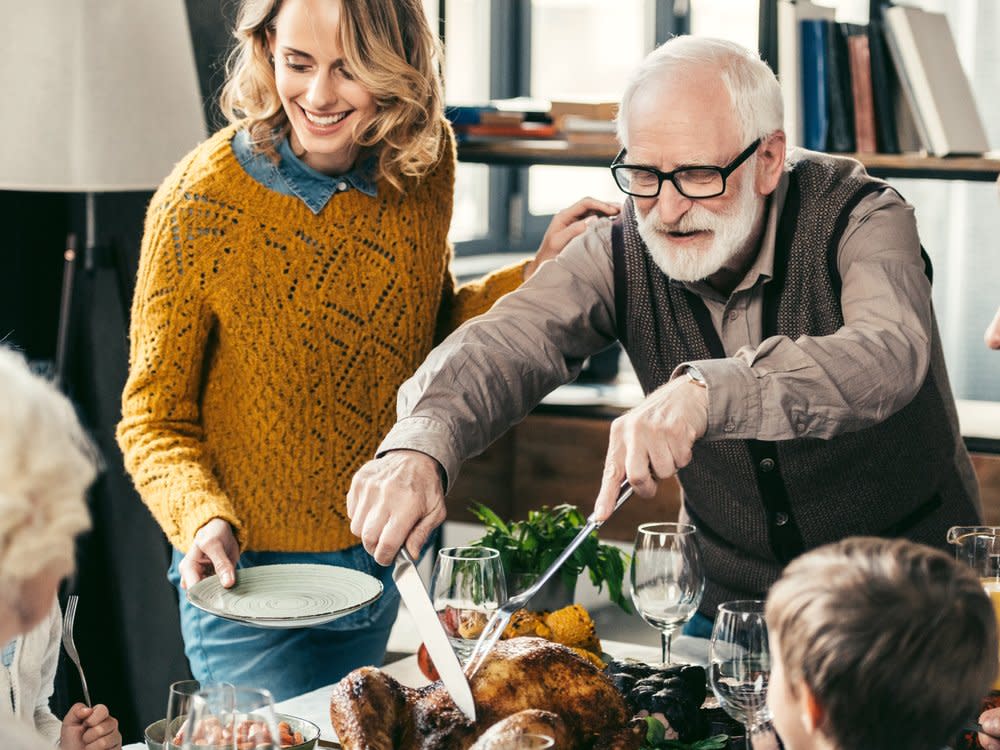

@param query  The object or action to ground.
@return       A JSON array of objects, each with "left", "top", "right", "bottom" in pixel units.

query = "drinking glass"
[
  {"left": 948, "top": 525, "right": 1000, "bottom": 690},
  {"left": 430, "top": 546, "right": 507, "bottom": 663},
  {"left": 164, "top": 679, "right": 200, "bottom": 750},
  {"left": 629, "top": 522, "right": 705, "bottom": 664},
  {"left": 709, "top": 600, "right": 771, "bottom": 750},
  {"left": 181, "top": 685, "right": 281, "bottom": 750}
]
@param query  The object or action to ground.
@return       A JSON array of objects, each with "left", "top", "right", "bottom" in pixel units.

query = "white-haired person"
[
  {"left": 0, "top": 347, "right": 122, "bottom": 750},
  {"left": 766, "top": 536, "right": 996, "bottom": 750},
  {"left": 349, "top": 35, "right": 980, "bottom": 639}
]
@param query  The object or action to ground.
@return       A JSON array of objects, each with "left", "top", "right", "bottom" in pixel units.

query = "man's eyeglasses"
[{"left": 610, "top": 138, "right": 761, "bottom": 199}]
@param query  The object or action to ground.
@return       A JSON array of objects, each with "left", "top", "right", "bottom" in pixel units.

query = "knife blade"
[{"left": 393, "top": 549, "right": 477, "bottom": 722}]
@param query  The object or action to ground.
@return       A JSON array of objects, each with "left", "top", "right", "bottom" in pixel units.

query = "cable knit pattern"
[{"left": 118, "top": 123, "right": 526, "bottom": 553}]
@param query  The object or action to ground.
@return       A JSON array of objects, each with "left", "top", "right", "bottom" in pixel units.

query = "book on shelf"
[
  {"left": 882, "top": 5, "right": 990, "bottom": 156},
  {"left": 777, "top": 0, "right": 836, "bottom": 148},
  {"left": 825, "top": 22, "right": 856, "bottom": 153},
  {"left": 866, "top": 19, "right": 900, "bottom": 154},
  {"left": 799, "top": 17, "right": 830, "bottom": 152},
  {"left": 845, "top": 29, "right": 878, "bottom": 154},
  {"left": 454, "top": 122, "right": 558, "bottom": 140},
  {"left": 548, "top": 98, "right": 618, "bottom": 122}
]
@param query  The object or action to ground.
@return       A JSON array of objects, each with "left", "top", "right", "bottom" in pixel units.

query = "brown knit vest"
[{"left": 612, "top": 152, "right": 979, "bottom": 615}]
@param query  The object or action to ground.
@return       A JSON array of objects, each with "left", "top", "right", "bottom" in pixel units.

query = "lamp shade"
[{"left": 0, "top": 0, "right": 208, "bottom": 191}]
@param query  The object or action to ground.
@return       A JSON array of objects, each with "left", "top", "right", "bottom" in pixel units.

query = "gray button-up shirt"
[{"left": 379, "top": 169, "right": 934, "bottom": 490}]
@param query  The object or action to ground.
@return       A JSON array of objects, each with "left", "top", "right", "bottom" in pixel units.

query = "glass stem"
[{"left": 660, "top": 629, "right": 672, "bottom": 665}]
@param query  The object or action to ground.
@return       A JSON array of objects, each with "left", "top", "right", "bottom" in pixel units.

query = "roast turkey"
[{"left": 329, "top": 637, "right": 630, "bottom": 750}]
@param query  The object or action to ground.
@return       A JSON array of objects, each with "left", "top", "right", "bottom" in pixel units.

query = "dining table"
[{"left": 123, "top": 636, "right": 709, "bottom": 749}]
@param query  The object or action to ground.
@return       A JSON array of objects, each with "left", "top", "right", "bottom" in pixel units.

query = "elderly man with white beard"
[{"left": 346, "top": 36, "right": 980, "bottom": 631}]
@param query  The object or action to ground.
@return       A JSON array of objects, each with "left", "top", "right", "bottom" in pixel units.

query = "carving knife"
[{"left": 392, "top": 549, "right": 477, "bottom": 721}]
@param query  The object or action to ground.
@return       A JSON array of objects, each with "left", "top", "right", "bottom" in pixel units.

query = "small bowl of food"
[
  {"left": 143, "top": 718, "right": 167, "bottom": 750},
  {"left": 275, "top": 714, "right": 321, "bottom": 750},
  {"left": 161, "top": 713, "right": 320, "bottom": 749}
]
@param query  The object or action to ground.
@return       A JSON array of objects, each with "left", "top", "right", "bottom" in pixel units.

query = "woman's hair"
[
  {"left": 0, "top": 348, "right": 96, "bottom": 591},
  {"left": 220, "top": 0, "right": 446, "bottom": 191},
  {"left": 616, "top": 35, "right": 783, "bottom": 146},
  {"left": 766, "top": 536, "right": 997, "bottom": 750}
]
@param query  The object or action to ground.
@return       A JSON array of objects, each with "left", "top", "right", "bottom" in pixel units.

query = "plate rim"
[{"left": 186, "top": 563, "right": 383, "bottom": 625}]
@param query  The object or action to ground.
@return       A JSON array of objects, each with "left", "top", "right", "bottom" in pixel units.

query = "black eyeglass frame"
[{"left": 610, "top": 138, "right": 762, "bottom": 199}]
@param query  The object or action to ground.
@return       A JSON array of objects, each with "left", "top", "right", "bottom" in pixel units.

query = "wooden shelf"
[{"left": 456, "top": 138, "right": 1000, "bottom": 181}]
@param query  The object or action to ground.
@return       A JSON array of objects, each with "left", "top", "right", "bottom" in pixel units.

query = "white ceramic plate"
[{"left": 187, "top": 563, "right": 383, "bottom": 629}]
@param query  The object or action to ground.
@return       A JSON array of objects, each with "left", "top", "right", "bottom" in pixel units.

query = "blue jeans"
[
  {"left": 682, "top": 611, "right": 715, "bottom": 640},
  {"left": 168, "top": 545, "right": 399, "bottom": 701}
]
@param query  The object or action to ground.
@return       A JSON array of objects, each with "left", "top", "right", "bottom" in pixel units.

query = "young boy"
[{"left": 765, "top": 536, "right": 996, "bottom": 750}]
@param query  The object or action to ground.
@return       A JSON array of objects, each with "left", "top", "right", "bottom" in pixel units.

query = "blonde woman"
[
  {"left": 0, "top": 348, "right": 120, "bottom": 750},
  {"left": 117, "top": 0, "right": 617, "bottom": 698}
]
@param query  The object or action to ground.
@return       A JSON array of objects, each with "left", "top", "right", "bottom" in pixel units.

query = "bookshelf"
[{"left": 456, "top": 138, "right": 1000, "bottom": 182}]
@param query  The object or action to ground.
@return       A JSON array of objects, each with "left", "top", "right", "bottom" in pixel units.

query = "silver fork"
[
  {"left": 62, "top": 595, "right": 91, "bottom": 707},
  {"left": 464, "top": 480, "right": 634, "bottom": 676}
]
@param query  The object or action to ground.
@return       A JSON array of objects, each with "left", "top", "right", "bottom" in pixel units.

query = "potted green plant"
[{"left": 468, "top": 502, "right": 632, "bottom": 612}]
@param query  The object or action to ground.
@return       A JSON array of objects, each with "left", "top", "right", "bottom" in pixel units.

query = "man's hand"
[
  {"left": 347, "top": 450, "right": 447, "bottom": 566},
  {"left": 178, "top": 517, "right": 240, "bottom": 590},
  {"left": 593, "top": 375, "right": 709, "bottom": 520},
  {"left": 980, "top": 708, "right": 1000, "bottom": 750},
  {"left": 60, "top": 703, "right": 121, "bottom": 750},
  {"left": 985, "top": 305, "right": 1000, "bottom": 350},
  {"left": 524, "top": 197, "right": 621, "bottom": 280}
]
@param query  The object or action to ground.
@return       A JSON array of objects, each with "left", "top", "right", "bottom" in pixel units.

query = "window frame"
[{"left": 447, "top": 0, "right": 775, "bottom": 257}]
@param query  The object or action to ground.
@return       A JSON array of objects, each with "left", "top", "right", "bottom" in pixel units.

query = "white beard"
[{"left": 635, "top": 169, "right": 766, "bottom": 282}]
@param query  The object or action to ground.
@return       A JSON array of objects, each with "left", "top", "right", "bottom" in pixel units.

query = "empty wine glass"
[
  {"left": 709, "top": 600, "right": 771, "bottom": 750},
  {"left": 181, "top": 685, "right": 281, "bottom": 750},
  {"left": 630, "top": 522, "right": 705, "bottom": 664},
  {"left": 430, "top": 546, "right": 507, "bottom": 663},
  {"left": 164, "top": 679, "right": 200, "bottom": 749}
]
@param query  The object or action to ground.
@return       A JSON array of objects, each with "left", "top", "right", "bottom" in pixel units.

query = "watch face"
[{"left": 687, "top": 368, "right": 707, "bottom": 386}]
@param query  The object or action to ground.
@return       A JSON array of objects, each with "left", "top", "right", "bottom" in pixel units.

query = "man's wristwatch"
[{"left": 685, "top": 366, "right": 708, "bottom": 389}]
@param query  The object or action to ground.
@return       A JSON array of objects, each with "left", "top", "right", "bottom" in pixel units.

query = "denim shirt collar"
[{"left": 232, "top": 129, "right": 377, "bottom": 214}]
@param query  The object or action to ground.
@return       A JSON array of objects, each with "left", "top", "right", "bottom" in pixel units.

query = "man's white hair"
[
  {"left": 0, "top": 347, "right": 96, "bottom": 591},
  {"left": 616, "top": 35, "right": 783, "bottom": 146}
]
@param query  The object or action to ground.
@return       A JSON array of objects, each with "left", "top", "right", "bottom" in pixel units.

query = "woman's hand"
[
  {"left": 523, "top": 197, "right": 620, "bottom": 280},
  {"left": 178, "top": 518, "right": 240, "bottom": 589}
]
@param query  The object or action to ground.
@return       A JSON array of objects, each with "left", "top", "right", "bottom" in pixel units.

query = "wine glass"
[
  {"left": 629, "top": 522, "right": 705, "bottom": 664},
  {"left": 709, "top": 600, "right": 771, "bottom": 750},
  {"left": 429, "top": 546, "right": 507, "bottom": 663},
  {"left": 164, "top": 679, "right": 200, "bottom": 749},
  {"left": 181, "top": 685, "right": 281, "bottom": 750}
]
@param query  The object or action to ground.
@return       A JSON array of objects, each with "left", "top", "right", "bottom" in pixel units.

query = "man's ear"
[{"left": 755, "top": 130, "right": 786, "bottom": 196}]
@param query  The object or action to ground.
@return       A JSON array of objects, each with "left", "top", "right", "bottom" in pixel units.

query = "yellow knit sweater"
[{"left": 117, "top": 124, "right": 526, "bottom": 553}]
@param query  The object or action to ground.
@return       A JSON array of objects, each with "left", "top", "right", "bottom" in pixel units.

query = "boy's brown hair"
[{"left": 766, "top": 536, "right": 997, "bottom": 750}]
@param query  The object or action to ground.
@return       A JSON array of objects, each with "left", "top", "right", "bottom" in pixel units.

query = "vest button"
[
  {"left": 759, "top": 458, "right": 775, "bottom": 473},
  {"left": 775, "top": 512, "right": 789, "bottom": 526},
  {"left": 795, "top": 421, "right": 806, "bottom": 434},
  {"left": 728, "top": 309, "right": 740, "bottom": 321}
]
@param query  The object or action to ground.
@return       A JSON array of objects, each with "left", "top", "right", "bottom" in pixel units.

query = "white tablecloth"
[{"left": 124, "top": 637, "right": 708, "bottom": 748}]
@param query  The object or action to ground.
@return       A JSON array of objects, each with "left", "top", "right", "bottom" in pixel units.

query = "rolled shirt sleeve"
[
  {"left": 377, "top": 220, "right": 620, "bottom": 488},
  {"left": 676, "top": 189, "right": 932, "bottom": 442}
]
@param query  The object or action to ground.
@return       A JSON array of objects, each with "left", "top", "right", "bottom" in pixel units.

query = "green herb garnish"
[
  {"left": 468, "top": 502, "right": 632, "bottom": 612},
  {"left": 642, "top": 717, "right": 729, "bottom": 750}
]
